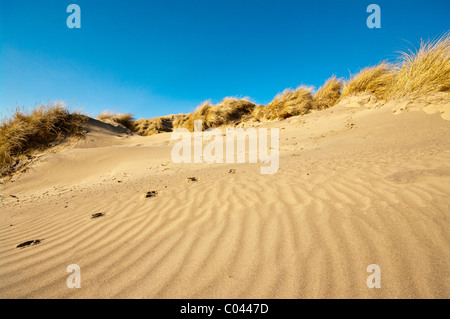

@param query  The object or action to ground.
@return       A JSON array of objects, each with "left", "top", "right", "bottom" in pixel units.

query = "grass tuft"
[
  {"left": 341, "top": 62, "right": 395, "bottom": 100},
  {"left": 387, "top": 32, "right": 450, "bottom": 99},
  {"left": 133, "top": 114, "right": 187, "bottom": 136},
  {"left": 254, "top": 86, "right": 314, "bottom": 120},
  {"left": 177, "top": 97, "right": 255, "bottom": 131},
  {"left": 313, "top": 76, "right": 343, "bottom": 110},
  {"left": 0, "top": 103, "right": 85, "bottom": 176}
]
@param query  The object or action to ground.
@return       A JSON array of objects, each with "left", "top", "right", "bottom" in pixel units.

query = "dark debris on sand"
[
  {"left": 146, "top": 191, "right": 158, "bottom": 198},
  {"left": 16, "top": 239, "right": 42, "bottom": 248},
  {"left": 91, "top": 212, "right": 105, "bottom": 219}
]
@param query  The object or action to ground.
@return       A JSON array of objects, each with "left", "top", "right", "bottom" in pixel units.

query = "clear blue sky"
[{"left": 1, "top": 0, "right": 449, "bottom": 119}]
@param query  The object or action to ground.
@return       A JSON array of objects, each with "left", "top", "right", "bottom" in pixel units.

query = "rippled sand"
[{"left": 1, "top": 98, "right": 449, "bottom": 298}]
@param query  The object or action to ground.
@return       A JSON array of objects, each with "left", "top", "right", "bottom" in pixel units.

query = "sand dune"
[{"left": 1, "top": 98, "right": 449, "bottom": 298}]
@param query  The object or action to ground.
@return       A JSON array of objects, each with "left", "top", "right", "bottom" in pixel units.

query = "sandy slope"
[{"left": 1, "top": 98, "right": 449, "bottom": 298}]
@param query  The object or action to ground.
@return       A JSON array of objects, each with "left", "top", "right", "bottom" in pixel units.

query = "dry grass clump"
[
  {"left": 97, "top": 112, "right": 135, "bottom": 130},
  {"left": 179, "top": 97, "right": 255, "bottom": 131},
  {"left": 341, "top": 62, "right": 395, "bottom": 100},
  {"left": 387, "top": 32, "right": 450, "bottom": 99},
  {"left": 248, "top": 104, "right": 266, "bottom": 121},
  {"left": 181, "top": 100, "right": 212, "bottom": 131},
  {"left": 0, "top": 103, "right": 85, "bottom": 176},
  {"left": 254, "top": 86, "right": 314, "bottom": 120},
  {"left": 134, "top": 114, "right": 186, "bottom": 136},
  {"left": 341, "top": 32, "right": 450, "bottom": 101},
  {"left": 208, "top": 97, "right": 255, "bottom": 127},
  {"left": 313, "top": 76, "right": 343, "bottom": 110},
  {"left": 133, "top": 117, "right": 171, "bottom": 136},
  {"left": 172, "top": 113, "right": 190, "bottom": 129}
]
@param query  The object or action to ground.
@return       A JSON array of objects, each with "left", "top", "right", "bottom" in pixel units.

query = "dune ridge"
[{"left": 1, "top": 98, "right": 449, "bottom": 298}]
